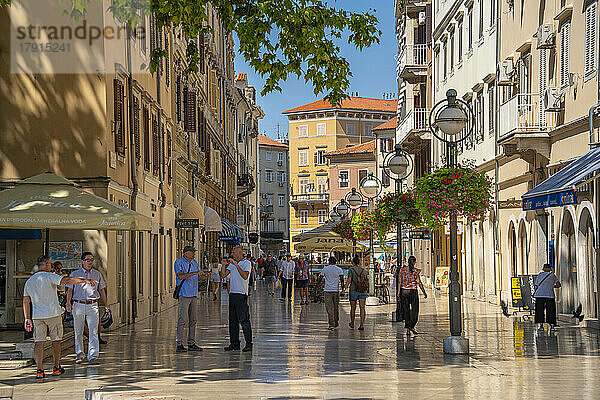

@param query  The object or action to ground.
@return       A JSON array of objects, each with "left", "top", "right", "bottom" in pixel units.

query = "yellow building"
[{"left": 283, "top": 97, "right": 397, "bottom": 254}]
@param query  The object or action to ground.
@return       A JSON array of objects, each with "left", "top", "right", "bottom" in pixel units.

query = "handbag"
[{"left": 173, "top": 260, "right": 193, "bottom": 300}]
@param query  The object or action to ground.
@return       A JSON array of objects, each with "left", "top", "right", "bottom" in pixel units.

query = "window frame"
[
  {"left": 298, "top": 124, "right": 308, "bottom": 138},
  {"left": 265, "top": 150, "right": 272, "bottom": 161},
  {"left": 339, "top": 170, "right": 350, "bottom": 189},
  {"left": 317, "top": 122, "right": 326, "bottom": 137},
  {"left": 300, "top": 210, "right": 309, "bottom": 225},
  {"left": 298, "top": 150, "right": 309, "bottom": 167}
]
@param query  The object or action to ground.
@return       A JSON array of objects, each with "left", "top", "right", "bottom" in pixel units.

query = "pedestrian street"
[{"left": 2, "top": 283, "right": 600, "bottom": 399}]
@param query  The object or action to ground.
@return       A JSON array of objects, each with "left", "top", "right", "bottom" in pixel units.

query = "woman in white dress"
[{"left": 209, "top": 257, "right": 221, "bottom": 300}]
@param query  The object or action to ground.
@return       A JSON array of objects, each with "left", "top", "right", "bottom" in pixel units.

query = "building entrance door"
[{"left": 152, "top": 234, "right": 159, "bottom": 313}]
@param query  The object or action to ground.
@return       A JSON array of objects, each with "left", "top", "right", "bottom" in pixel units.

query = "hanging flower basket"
[
  {"left": 332, "top": 219, "right": 354, "bottom": 241},
  {"left": 376, "top": 191, "right": 422, "bottom": 228},
  {"left": 414, "top": 164, "right": 493, "bottom": 229},
  {"left": 350, "top": 208, "right": 388, "bottom": 244}
]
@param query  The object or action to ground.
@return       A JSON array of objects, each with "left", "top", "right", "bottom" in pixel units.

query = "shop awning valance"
[
  {"left": 203, "top": 205, "right": 222, "bottom": 232},
  {"left": 180, "top": 193, "right": 204, "bottom": 225},
  {"left": 0, "top": 173, "right": 151, "bottom": 230},
  {"left": 219, "top": 218, "right": 246, "bottom": 244},
  {"left": 292, "top": 219, "right": 340, "bottom": 242},
  {"left": 522, "top": 147, "right": 600, "bottom": 210}
]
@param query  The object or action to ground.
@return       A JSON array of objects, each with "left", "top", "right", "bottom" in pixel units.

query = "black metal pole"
[
  {"left": 395, "top": 179, "right": 402, "bottom": 290},
  {"left": 448, "top": 142, "right": 462, "bottom": 336},
  {"left": 44, "top": 228, "right": 50, "bottom": 256}
]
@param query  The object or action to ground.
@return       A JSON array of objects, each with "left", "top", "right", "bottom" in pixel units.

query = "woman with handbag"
[
  {"left": 398, "top": 255, "right": 427, "bottom": 337},
  {"left": 534, "top": 263, "right": 561, "bottom": 331},
  {"left": 345, "top": 255, "right": 368, "bottom": 330}
]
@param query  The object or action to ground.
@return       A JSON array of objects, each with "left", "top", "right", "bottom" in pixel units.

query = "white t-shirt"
[
  {"left": 320, "top": 265, "right": 344, "bottom": 292},
  {"left": 280, "top": 260, "right": 296, "bottom": 279},
  {"left": 228, "top": 258, "right": 252, "bottom": 295},
  {"left": 23, "top": 272, "right": 64, "bottom": 319}
]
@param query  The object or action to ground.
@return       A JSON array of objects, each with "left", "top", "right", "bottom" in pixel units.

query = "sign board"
[
  {"left": 444, "top": 224, "right": 464, "bottom": 235},
  {"left": 519, "top": 275, "right": 536, "bottom": 310},
  {"left": 498, "top": 199, "right": 522, "bottom": 209},
  {"left": 410, "top": 227, "right": 431, "bottom": 240},
  {"left": 49, "top": 241, "right": 82, "bottom": 270},
  {"left": 511, "top": 277, "right": 523, "bottom": 308},
  {"left": 175, "top": 219, "right": 199, "bottom": 229},
  {"left": 236, "top": 214, "right": 245, "bottom": 226},
  {"left": 434, "top": 266, "right": 450, "bottom": 288}
]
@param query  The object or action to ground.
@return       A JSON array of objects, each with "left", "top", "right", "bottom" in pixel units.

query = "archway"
[
  {"left": 518, "top": 220, "right": 528, "bottom": 275},
  {"left": 559, "top": 210, "right": 578, "bottom": 313},
  {"left": 508, "top": 222, "right": 517, "bottom": 278},
  {"left": 578, "top": 207, "right": 596, "bottom": 318}
]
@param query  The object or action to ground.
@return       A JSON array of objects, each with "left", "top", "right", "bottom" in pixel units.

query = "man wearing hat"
[{"left": 174, "top": 246, "right": 205, "bottom": 353}]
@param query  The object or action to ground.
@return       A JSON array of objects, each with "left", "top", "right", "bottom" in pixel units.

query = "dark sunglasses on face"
[{"left": 84, "top": 258, "right": 94, "bottom": 262}]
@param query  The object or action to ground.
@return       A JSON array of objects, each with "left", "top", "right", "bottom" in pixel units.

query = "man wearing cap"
[{"left": 174, "top": 246, "right": 205, "bottom": 353}]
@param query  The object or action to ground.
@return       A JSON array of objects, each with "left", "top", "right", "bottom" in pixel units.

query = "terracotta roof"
[
  {"left": 236, "top": 73, "right": 247, "bottom": 81},
  {"left": 258, "top": 134, "right": 288, "bottom": 148},
  {"left": 283, "top": 97, "right": 398, "bottom": 114},
  {"left": 325, "top": 140, "right": 375, "bottom": 156},
  {"left": 373, "top": 116, "right": 398, "bottom": 131}
]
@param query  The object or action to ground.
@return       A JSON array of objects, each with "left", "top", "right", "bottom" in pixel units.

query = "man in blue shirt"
[{"left": 174, "top": 246, "right": 206, "bottom": 353}]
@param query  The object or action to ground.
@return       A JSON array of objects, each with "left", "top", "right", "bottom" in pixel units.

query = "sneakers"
[
  {"left": 52, "top": 366, "right": 65, "bottom": 376},
  {"left": 187, "top": 344, "right": 203, "bottom": 352},
  {"left": 176, "top": 344, "right": 187, "bottom": 353},
  {"left": 242, "top": 344, "right": 253, "bottom": 352},
  {"left": 75, "top": 357, "right": 86, "bottom": 364},
  {"left": 224, "top": 344, "right": 240, "bottom": 351},
  {"left": 35, "top": 368, "right": 45, "bottom": 379},
  {"left": 328, "top": 326, "right": 335, "bottom": 331}
]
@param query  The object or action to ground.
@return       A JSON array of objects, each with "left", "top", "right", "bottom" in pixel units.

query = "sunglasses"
[{"left": 84, "top": 258, "right": 94, "bottom": 262}]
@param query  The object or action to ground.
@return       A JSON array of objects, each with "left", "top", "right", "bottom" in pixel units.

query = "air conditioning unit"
[
  {"left": 498, "top": 59, "right": 516, "bottom": 86},
  {"left": 262, "top": 193, "right": 268, "bottom": 199},
  {"left": 418, "top": 12, "right": 426, "bottom": 25},
  {"left": 277, "top": 160, "right": 283, "bottom": 166},
  {"left": 544, "top": 87, "right": 564, "bottom": 111},
  {"left": 537, "top": 24, "right": 555, "bottom": 49},
  {"left": 278, "top": 182, "right": 285, "bottom": 187}
]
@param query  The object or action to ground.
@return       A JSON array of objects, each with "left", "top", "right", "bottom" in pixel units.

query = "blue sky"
[{"left": 234, "top": 1, "right": 397, "bottom": 141}]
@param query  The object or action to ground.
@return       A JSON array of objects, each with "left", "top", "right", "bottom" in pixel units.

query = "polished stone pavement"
[{"left": 2, "top": 283, "right": 600, "bottom": 399}]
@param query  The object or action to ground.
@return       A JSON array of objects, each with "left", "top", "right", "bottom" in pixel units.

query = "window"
[
  {"left": 488, "top": 83, "right": 495, "bottom": 136},
  {"left": 266, "top": 194, "right": 273, "bottom": 206},
  {"left": 298, "top": 125, "right": 308, "bottom": 137},
  {"left": 519, "top": 53, "right": 531, "bottom": 94},
  {"left": 143, "top": 106, "right": 150, "bottom": 170},
  {"left": 458, "top": 20, "right": 463, "bottom": 62},
  {"left": 113, "top": 79, "right": 125, "bottom": 155},
  {"left": 299, "top": 177, "right": 309, "bottom": 194},
  {"left": 476, "top": 91, "right": 484, "bottom": 142},
  {"left": 382, "top": 170, "right": 390, "bottom": 187},
  {"left": 443, "top": 40, "right": 447, "bottom": 79},
  {"left": 363, "top": 123, "right": 373, "bottom": 136},
  {"left": 277, "top": 171, "right": 286, "bottom": 183},
  {"left": 468, "top": 6, "right": 473, "bottom": 50},
  {"left": 339, "top": 170, "right": 349, "bottom": 189},
  {"left": 314, "top": 149, "right": 327, "bottom": 165},
  {"left": 346, "top": 122, "right": 355, "bottom": 135},
  {"left": 265, "top": 170, "right": 274, "bottom": 182},
  {"left": 435, "top": 49, "right": 440, "bottom": 88},
  {"left": 278, "top": 194, "right": 285, "bottom": 207},
  {"left": 585, "top": 2, "right": 598, "bottom": 79},
  {"left": 278, "top": 152, "right": 284, "bottom": 163},
  {"left": 267, "top": 220, "right": 274, "bottom": 232},
  {"left": 317, "top": 176, "right": 327, "bottom": 193},
  {"left": 318, "top": 209, "right": 327, "bottom": 224},
  {"left": 490, "top": 0, "right": 495, "bottom": 27},
  {"left": 479, "top": 0, "right": 484, "bottom": 39},
  {"left": 358, "top": 169, "right": 368, "bottom": 185},
  {"left": 450, "top": 31, "right": 454, "bottom": 72},
  {"left": 300, "top": 210, "right": 309, "bottom": 225},
  {"left": 140, "top": 12, "right": 147, "bottom": 55},
  {"left": 299, "top": 150, "right": 308, "bottom": 166},
  {"left": 278, "top": 219, "right": 286, "bottom": 232},
  {"left": 560, "top": 22, "right": 571, "bottom": 87},
  {"left": 317, "top": 122, "right": 326, "bottom": 136},
  {"left": 539, "top": 48, "right": 548, "bottom": 126},
  {"left": 265, "top": 150, "right": 272, "bottom": 161}
]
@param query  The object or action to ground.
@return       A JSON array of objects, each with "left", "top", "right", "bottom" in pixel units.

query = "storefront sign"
[
  {"left": 434, "top": 266, "right": 449, "bottom": 288},
  {"left": 410, "top": 227, "right": 431, "bottom": 240},
  {"left": 511, "top": 277, "right": 523, "bottom": 308},
  {"left": 498, "top": 200, "right": 521, "bottom": 209},
  {"left": 49, "top": 241, "right": 82, "bottom": 270},
  {"left": 175, "top": 218, "right": 199, "bottom": 229},
  {"left": 519, "top": 275, "right": 536, "bottom": 310},
  {"left": 522, "top": 190, "right": 578, "bottom": 211}
]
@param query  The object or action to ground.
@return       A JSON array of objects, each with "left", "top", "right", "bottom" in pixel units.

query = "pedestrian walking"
[
  {"left": 345, "top": 255, "right": 368, "bottom": 330},
  {"left": 173, "top": 246, "right": 205, "bottom": 353},
  {"left": 393, "top": 258, "right": 407, "bottom": 323},
  {"left": 295, "top": 255, "right": 310, "bottom": 304},
  {"left": 247, "top": 255, "right": 257, "bottom": 296},
  {"left": 221, "top": 246, "right": 253, "bottom": 352},
  {"left": 398, "top": 255, "right": 427, "bottom": 337},
  {"left": 23, "top": 255, "right": 97, "bottom": 379},
  {"left": 320, "top": 256, "right": 345, "bottom": 330},
  {"left": 279, "top": 254, "right": 295, "bottom": 302},
  {"left": 209, "top": 257, "right": 221, "bottom": 300},
  {"left": 65, "top": 252, "right": 109, "bottom": 364},
  {"left": 262, "top": 254, "right": 277, "bottom": 296},
  {"left": 534, "top": 263, "right": 561, "bottom": 331}
]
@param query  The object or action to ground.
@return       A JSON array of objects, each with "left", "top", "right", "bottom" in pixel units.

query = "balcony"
[
  {"left": 261, "top": 231, "right": 285, "bottom": 240},
  {"left": 237, "top": 173, "right": 255, "bottom": 198},
  {"left": 396, "top": 108, "right": 430, "bottom": 154},
  {"left": 290, "top": 193, "right": 329, "bottom": 208},
  {"left": 397, "top": 44, "right": 428, "bottom": 83},
  {"left": 498, "top": 93, "right": 555, "bottom": 158},
  {"left": 260, "top": 205, "right": 273, "bottom": 217}
]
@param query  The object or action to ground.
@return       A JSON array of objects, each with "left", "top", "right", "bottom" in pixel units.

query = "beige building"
[{"left": 284, "top": 97, "right": 397, "bottom": 254}]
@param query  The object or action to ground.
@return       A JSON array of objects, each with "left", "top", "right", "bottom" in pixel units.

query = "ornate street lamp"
[
  {"left": 359, "top": 172, "right": 382, "bottom": 297},
  {"left": 345, "top": 188, "right": 364, "bottom": 209},
  {"left": 383, "top": 145, "right": 413, "bottom": 280},
  {"left": 429, "top": 89, "right": 474, "bottom": 354},
  {"left": 334, "top": 199, "right": 350, "bottom": 219}
]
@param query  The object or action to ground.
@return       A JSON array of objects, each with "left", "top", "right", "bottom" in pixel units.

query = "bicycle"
[{"left": 374, "top": 275, "right": 391, "bottom": 304}]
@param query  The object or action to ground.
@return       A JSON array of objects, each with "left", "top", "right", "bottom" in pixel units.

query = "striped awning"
[{"left": 219, "top": 218, "right": 246, "bottom": 244}]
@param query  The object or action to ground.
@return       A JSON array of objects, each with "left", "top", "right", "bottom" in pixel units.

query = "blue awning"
[
  {"left": 522, "top": 147, "right": 600, "bottom": 210},
  {"left": 219, "top": 218, "right": 245, "bottom": 244},
  {"left": 0, "top": 229, "right": 42, "bottom": 240}
]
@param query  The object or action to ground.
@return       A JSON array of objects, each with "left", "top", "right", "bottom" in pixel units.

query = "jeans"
[
  {"left": 229, "top": 293, "right": 252, "bottom": 347},
  {"left": 176, "top": 296, "right": 198, "bottom": 346},
  {"left": 324, "top": 291, "right": 340, "bottom": 327},
  {"left": 281, "top": 278, "right": 293, "bottom": 299},
  {"left": 401, "top": 288, "right": 419, "bottom": 330},
  {"left": 73, "top": 302, "right": 99, "bottom": 360},
  {"left": 535, "top": 297, "right": 557, "bottom": 325}
]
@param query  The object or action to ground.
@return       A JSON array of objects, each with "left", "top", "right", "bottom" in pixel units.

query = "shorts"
[
  {"left": 33, "top": 315, "right": 63, "bottom": 342},
  {"left": 264, "top": 275, "right": 276, "bottom": 284},
  {"left": 210, "top": 272, "right": 221, "bottom": 282},
  {"left": 349, "top": 289, "right": 368, "bottom": 302},
  {"left": 296, "top": 279, "right": 308, "bottom": 288}
]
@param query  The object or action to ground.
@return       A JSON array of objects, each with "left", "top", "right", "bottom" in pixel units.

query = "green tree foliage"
[{"left": 1, "top": 0, "right": 380, "bottom": 106}]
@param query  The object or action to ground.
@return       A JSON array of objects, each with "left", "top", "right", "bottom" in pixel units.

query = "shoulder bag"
[
  {"left": 173, "top": 260, "right": 193, "bottom": 300},
  {"left": 532, "top": 272, "right": 552, "bottom": 298}
]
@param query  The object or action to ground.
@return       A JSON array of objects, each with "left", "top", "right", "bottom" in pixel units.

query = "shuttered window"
[
  {"left": 152, "top": 116, "right": 159, "bottom": 175},
  {"left": 143, "top": 106, "right": 150, "bottom": 171},
  {"left": 199, "top": 34, "right": 205, "bottom": 74},
  {"left": 149, "top": 14, "right": 156, "bottom": 54},
  {"left": 167, "top": 130, "right": 172, "bottom": 184},
  {"left": 560, "top": 22, "right": 571, "bottom": 87},
  {"left": 113, "top": 79, "right": 125, "bottom": 155},
  {"left": 133, "top": 96, "right": 141, "bottom": 164},
  {"left": 184, "top": 88, "right": 196, "bottom": 133},
  {"left": 176, "top": 75, "right": 181, "bottom": 123},
  {"left": 539, "top": 48, "right": 548, "bottom": 126},
  {"left": 161, "top": 123, "right": 165, "bottom": 176},
  {"left": 164, "top": 32, "right": 170, "bottom": 87},
  {"left": 585, "top": 1, "right": 598, "bottom": 79},
  {"left": 488, "top": 83, "right": 494, "bottom": 136}
]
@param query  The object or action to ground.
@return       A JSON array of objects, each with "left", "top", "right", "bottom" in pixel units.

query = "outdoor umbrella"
[{"left": 292, "top": 219, "right": 340, "bottom": 242}]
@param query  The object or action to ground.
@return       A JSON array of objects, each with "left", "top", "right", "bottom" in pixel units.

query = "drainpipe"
[
  {"left": 493, "top": 0, "right": 501, "bottom": 302},
  {"left": 590, "top": 3, "right": 600, "bottom": 321},
  {"left": 126, "top": 23, "right": 138, "bottom": 321},
  {"left": 157, "top": 68, "right": 166, "bottom": 208}
]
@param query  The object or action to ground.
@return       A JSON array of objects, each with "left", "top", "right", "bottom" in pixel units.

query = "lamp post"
[
  {"left": 344, "top": 188, "right": 364, "bottom": 257},
  {"left": 429, "top": 89, "right": 474, "bottom": 354},
  {"left": 382, "top": 145, "right": 413, "bottom": 280},
  {"left": 359, "top": 172, "right": 382, "bottom": 296}
]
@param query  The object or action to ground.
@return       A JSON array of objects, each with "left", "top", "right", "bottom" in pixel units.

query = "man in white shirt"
[
  {"left": 278, "top": 254, "right": 295, "bottom": 302},
  {"left": 220, "top": 246, "right": 253, "bottom": 352},
  {"left": 319, "top": 256, "right": 345, "bottom": 330},
  {"left": 65, "top": 251, "right": 109, "bottom": 364},
  {"left": 23, "top": 255, "right": 97, "bottom": 379}
]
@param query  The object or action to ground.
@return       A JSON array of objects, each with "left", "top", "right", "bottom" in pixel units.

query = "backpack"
[{"left": 354, "top": 267, "right": 369, "bottom": 293}]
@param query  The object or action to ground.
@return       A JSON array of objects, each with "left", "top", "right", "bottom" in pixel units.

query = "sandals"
[{"left": 36, "top": 368, "right": 45, "bottom": 379}]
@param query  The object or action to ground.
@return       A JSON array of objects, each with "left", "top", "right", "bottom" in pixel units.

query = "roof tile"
[
  {"left": 258, "top": 134, "right": 288, "bottom": 148},
  {"left": 325, "top": 140, "right": 375, "bottom": 156},
  {"left": 283, "top": 97, "right": 397, "bottom": 114},
  {"left": 373, "top": 115, "right": 398, "bottom": 131}
]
